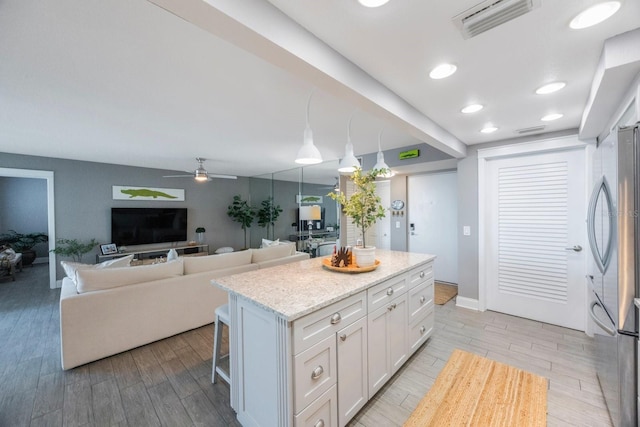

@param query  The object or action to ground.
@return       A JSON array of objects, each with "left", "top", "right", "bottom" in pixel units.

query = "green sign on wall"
[{"left": 399, "top": 149, "right": 420, "bottom": 160}]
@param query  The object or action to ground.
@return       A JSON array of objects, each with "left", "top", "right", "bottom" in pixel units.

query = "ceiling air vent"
[
  {"left": 515, "top": 125, "right": 546, "bottom": 134},
  {"left": 453, "top": 0, "right": 541, "bottom": 39}
]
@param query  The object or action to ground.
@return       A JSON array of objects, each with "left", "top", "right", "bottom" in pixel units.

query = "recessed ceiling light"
[
  {"left": 429, "top": 63, "right": 457, "bottom": 80},
  {"left": 570, "top": 1, "right": 621, "bottom": 29},
  {"left": 461, "top": 104, "right": 483, "bottom": 114},
  {"left": 358, "top": 0, "right": 390, "bottom": 7},
  {"left": 480, "top": 125, "right": 498, "bottom": 134},
  {"left": 535, "top": 82, "right": 566, "bottom": 95},
  {"left": 541, "top": 113, "right": 564, "bottom": 121}
]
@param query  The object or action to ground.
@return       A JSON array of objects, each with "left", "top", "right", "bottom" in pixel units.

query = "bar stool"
[{"left": 212, "top": 304, "right": 231, "bottom": 384}]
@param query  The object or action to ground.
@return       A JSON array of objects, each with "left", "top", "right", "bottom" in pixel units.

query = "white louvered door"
[{"left": 485, "top": 149, "right": 585, "bottom": 330}]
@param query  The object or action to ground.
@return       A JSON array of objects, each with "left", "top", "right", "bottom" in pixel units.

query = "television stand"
[{"left": 96, "top": 244, "right": 209, "bottom": 264}]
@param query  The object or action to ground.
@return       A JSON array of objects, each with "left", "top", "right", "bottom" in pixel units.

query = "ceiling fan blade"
[
  {"left": 162, "top": 174, "right": 194, "bottom": 178},
  {"left": 207, "top": 174, "right": 237, "bottom": 180}
]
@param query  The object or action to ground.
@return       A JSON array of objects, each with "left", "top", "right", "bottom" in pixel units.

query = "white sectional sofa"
[{"left": 59, "top": 242, "right": 308, "bottom": 370}]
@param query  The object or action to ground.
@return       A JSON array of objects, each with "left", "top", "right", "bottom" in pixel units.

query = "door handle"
[
  {"left": 565, "top": 245, "right": 582, "bottom": 252},
  {"left": 589, "top": 301, "right": 616, "bottom": 336}
]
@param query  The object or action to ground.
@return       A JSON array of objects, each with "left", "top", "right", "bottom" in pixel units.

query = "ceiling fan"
[
  {"left": 163, "top": 157, "right": 237, "bottom": 182},
  {"left": 319, "top": 177, "right": 340, "bottom": 192}
]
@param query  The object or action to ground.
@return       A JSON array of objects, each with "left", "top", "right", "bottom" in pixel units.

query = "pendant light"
[
  {"left": 373, "top": 129, "right": 394, "bottom": 178},
  {"left": 295, "top": 91, "right": 323, "bottom": 165},
  {"left": 338, "top": 113, "right": 361, "bottom": 173}
]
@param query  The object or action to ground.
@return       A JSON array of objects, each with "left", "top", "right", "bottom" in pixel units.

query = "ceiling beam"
[{"left": 147, "top": 0, "right": 467, "bottom": 159}]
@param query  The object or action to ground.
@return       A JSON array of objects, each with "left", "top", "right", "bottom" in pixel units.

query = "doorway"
[
  {"left": 408, "top": 171, "right": 458, "bottom": 284},
  {"left": 479, "top": 137, "right": 587, "bottom": 330},
  {"left": 0, "top": 168, "right": 56, "bottom": 289}
]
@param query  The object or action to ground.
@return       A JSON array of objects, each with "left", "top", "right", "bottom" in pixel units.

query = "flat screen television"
[{"left": 111, "top": 208, "right": 187, "bottom": 246}]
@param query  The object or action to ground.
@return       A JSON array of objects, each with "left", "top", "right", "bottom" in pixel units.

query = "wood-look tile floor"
[{"left": 0, "top": 265, "right": 612, "bottom": 426}]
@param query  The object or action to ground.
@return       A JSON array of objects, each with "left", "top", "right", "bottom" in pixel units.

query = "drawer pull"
[
  {"left": 330, "top": 313, "right": 342, "bottom": 324},
  {"left": 386, "top": 287, "right": 394, "bottom": 296},
  {"left": 420, "top": 326, "right": 426, "bottom": 335},
  {"left": 340, "top": 334, "right": 347, "bottom": 341},
  {"left": 387, "top": 303, "right": 397, "bottom": 311},
  {"left": 314, "top": 420, "right": 325, "bottom": 427},
  {"left": 420, "top": 271, "right": 425, "bottom": 278},
  {"left": 311, "top": 366, "right": 324, "bottom": 380},
  {"left": 420, "top": 295, "right": 426, "bottom": 304}
]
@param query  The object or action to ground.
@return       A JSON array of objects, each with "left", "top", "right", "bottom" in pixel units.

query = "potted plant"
[
  {"left": 327, "top": 167, "right": 387, "bottom": 267},
  {"left": 227, "top": 195, "right": 255, "bottom": 249},
  {"left": 50, "top": 238, "right": 99, "bottom": 263},
  {"left": 257, "top": 197, "right": 283, "bottom": 239},
  {"left": 0, "top": 230, "right": 48, "bottom": 266}
]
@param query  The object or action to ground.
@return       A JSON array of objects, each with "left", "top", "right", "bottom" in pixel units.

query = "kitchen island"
[{"left": 213, "top": 249, "right": 435, "bottom": 427}]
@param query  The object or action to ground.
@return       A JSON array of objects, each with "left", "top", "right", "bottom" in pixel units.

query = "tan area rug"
[
  {"left": 434, "top": 282, "right": 458, "bottom": 305},
  {"left": 404, "top": 349, "right": 547, "bottom": 427}
]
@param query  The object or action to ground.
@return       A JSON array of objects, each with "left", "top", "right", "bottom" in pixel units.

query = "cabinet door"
[
  {"left": 337, "top": 317, "right": 367, "bottom": 427},
  {"left": 367, "top": 304, "right": 390, "bottom": 397},
  {"left": 388, "top": 296, "right": 408, "bottom": 375}
]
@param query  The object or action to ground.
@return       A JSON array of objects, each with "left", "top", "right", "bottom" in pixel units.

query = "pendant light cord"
[
  {"left": 306, "top": 90, "right": 315, "bottom": 127},
  {"left": 378, "top": 128, "right": 384, "bottom": 151}
]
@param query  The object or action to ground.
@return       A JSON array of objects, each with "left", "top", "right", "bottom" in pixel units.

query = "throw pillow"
[
  {"left": 61, "top": 254, "right": 135, "bottom": 284},
  {"left": 0, "top": 247, "right": 16, "bottom": 261},
  {"left": 261, "top": 238, "right": 280, "bottom": 248}
]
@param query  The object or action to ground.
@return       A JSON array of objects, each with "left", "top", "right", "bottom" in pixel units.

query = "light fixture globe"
[
  {"left": 295, "top": 91, "right": 323, "bottom": 165},
  {"left": 570, "top": 1, "right": 621, "bottom": 29},
  {"left": 338, "top": 112, "right": 361, "bottom": 173},
  {"left": 373, "top": 129, "right": 394, "bottom": 177},
  {"left": 295, "top": 125, "right": 322, "bottom": 164},
  {"left": 338, "top": 141, "right": 360, "bottom": 173}
]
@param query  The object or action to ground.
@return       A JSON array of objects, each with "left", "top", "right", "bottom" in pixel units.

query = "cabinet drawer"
[
  {"left": 407, "top": 263, "right": 433, "bottom": 289},
  {"left": 368, "top": 274, "right": 407, "bottom": 312},
  {"left": 408, "top": 280, "right": 434, "bottom": 323},
  {"left": 408, "top": 310, "right": 434, "bottom": 355},
  {"left": 294, "top": 385, "right": 337, "bottom": 427},
  {"left": 294, "top": 335, "right": 336, "bottom": 414},
  {"left": 293, "top": 292, "right": 366, "bottom": 354}
]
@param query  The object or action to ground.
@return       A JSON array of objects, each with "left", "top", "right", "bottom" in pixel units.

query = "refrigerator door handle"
[{"left": 589, "top": 300, "right": 616, "bottom": 336}]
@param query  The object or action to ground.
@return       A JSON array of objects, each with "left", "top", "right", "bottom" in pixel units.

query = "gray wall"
[
  {"left": 0, "top": 177, "right": 49, "bottom": 257},
  {"left": 0, "top": 152, "right": 251, "bottom": 279}
]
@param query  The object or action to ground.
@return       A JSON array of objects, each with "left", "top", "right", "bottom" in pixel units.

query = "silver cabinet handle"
[
  {"left": 340, "top": 334, "right": 346, "bottom": 341},
  {"left": 314, "top": 420, "right": 325, "bottom": 427},
  {"left": 420, "top": 271, "right": 425, "bottom": 278},
  {"left": 330, "top": 313, "right": 341, "bottom": 324},
  {"left": 386, "top": 287, "right": 394, "bottom": 296},
  {"left": 420, "top": 326, "right": 426, "bottom": 334},
  {"left": 420, "top": 295, "right": 426, "bottom": 304},
  {"left": 311, "top": 366, "right": 324, "bottom": 380},
  {"left": 387, "top": 303, "right": 397, "bottom": 311},
  {"left": 565, "top": 245, "right": 583, "bottom": 252}
]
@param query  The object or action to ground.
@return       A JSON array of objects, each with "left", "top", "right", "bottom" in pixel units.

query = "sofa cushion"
[
  {"left": 61, "top": 255, "right": 135, "bottom": 284},
  {"left": 251, "top": 242, "right": 295, "bottom": 263},
  {"left": 183, "top": 250, "right": 253, "bottom": 275},
  {"left": 75, "top": 259, "right": 183, "bottom": 294}
]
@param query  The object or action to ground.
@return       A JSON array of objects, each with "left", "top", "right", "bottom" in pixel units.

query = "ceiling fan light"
[
  {"left": 295, "top": 126, "right": 323, "bottom": 165},
  {"left": 194, "top": 168, "right": 208, "bottom": 181}
]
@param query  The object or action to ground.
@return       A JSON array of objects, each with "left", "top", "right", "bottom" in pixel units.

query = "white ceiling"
[{"left": 1, "top": 0, "right": 639, "bottom": 180}]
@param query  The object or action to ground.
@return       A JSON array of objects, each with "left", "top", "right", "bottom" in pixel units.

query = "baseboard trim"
[{"left": 456, "top": 296, "right": 480, "bottom": 311}]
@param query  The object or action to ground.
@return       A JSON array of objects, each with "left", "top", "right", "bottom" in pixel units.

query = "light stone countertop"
[{"left": 212, "top": 249, "right": 436, "bottom": 321}]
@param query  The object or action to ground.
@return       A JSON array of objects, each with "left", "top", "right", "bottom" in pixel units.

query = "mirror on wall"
[{"left": 249, "top": 160, "right": 340, "bottom": 254}]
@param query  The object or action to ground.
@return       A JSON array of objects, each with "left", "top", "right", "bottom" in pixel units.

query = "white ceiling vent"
[
  {"left": 453, "top": 0, "right": 541, "bottom": 39},
  {"left": 515, "top": 125, "right": 546, "bottom": 134}
]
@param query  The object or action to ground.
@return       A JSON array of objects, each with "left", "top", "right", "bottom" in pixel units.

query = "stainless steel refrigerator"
[{"left": 587, "top": 123, "right": 639, "bottom": 427}]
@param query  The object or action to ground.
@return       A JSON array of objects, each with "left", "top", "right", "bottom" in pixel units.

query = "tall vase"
[
  {"left": 352, "top": 246, "right": 376, "bottom": 268},
  {"left": 196, "top": 232, "right": 205, "bottom": 244}
]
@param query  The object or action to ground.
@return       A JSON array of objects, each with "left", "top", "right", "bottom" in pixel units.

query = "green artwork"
[
  {"left": 399, "top": 149, "right": 420, "bottom": 160},
  {"left": 301, "top": 196, "right": 321, "bottom": 203},
  {"left": 120, "top": 188, "right": 177, "bottom": 199}
]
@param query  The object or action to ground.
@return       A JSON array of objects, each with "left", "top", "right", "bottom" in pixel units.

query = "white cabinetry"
[{"left": 221, "top": 254, "right": 435, "bottom": 427}]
